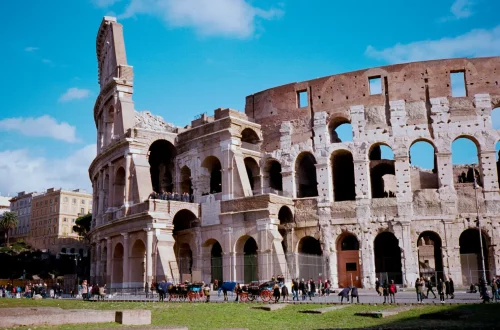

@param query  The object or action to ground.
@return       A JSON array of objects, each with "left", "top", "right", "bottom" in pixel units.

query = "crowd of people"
[
  {"left": 148, "top": 191, "right": 194, "bottom": 203},
  {"left": 0, "top": 282, "right": 63, "bottom": 299},
  {"left": 289, "top": 278, "right": 332, "bottom": 301}
]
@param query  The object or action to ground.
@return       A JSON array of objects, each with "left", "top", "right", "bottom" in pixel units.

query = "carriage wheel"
[
  {"left": 240, "top": 293, "right": 248, "bottom": 302},
  {"left": 188, "top": 292, "right": 196, "bottom": 302},
  {"left": 260, "top": 290, "right": 272, "bottom": 302},
  {"left": 247, "top": 293, "right": 256, "bottom": 302}
]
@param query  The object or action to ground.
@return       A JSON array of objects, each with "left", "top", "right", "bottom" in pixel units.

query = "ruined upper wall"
[{"left": 245, "top": 57, "right": 500, "bottom": 152}]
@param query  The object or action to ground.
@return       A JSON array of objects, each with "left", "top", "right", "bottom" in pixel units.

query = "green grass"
[{"left": 1, "top": 299, "right": 499, "bottom": 330}]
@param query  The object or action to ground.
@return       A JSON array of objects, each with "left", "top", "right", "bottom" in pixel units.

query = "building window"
[
  {"left": 297, "top": 90, "right": 308, "bottom": 108},
  {"left": 81, "top": 199, "right": 85, "bottom": 204},
  {"left": 72, "top": 219, "right": 75, "bottom": 223},
  {"left": 50, "top": 199, "right": 53, "bottom": 204},
  {"left": 36, "top": 202, "right": 39, "bottom": 207},
  {"left": 73, "top": 198, "right": 77, "bottom": 204},
  {"left": 80, "top": 208, "right": 85, "bottom": 214},
  {"left": 63, "top": 218, "right": 67, "bottom": 222},
  {"left": 450, "top": 71, "right": 467, "bottom": 97},
  {"left": 369, "top": 76, "right": 382, "bottom": 95},
  {"left": 64, "top": 197, "right": 68, "bottom": 203}
]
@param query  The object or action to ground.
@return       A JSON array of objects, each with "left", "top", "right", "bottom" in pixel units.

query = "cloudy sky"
[{"left": 0, "top": 0, "right": 499, "bottom": 196}]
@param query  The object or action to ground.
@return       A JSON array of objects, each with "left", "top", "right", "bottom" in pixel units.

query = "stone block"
[
  {"left": 116, "top": 310, "right": 152, "bottom": 325},
  {"left": 355, "top": 307, "right": 411, "bottom": 318},
  {"left": 251, "top": 304, "right": 287, "bottom": 311},
  {"left": 299, "top": 305, "right": 348, "bottom": 314}
]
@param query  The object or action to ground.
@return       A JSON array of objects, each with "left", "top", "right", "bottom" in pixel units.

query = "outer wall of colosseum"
[{"left": 88, "top": 16, "right": 500, "bottom": 291}]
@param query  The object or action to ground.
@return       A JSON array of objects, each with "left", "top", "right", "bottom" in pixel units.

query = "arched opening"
[
  {"left": 106, "top": 106, "right": 115, "bottom": 144},
  {"left": 297, "top": 236, "right": 323, "bottom": 280},
  {"left": 175, "top": 243, "right": 193, "bottom": 280},
  {"left": 329, "top": 118, "right": 353, "bottom": 143},
  {"left": 112, "top": 243, "right": 124, "bottom": 286},
  {"left": 337, "top": 234, "right": 361, "bottom": 288},
  {"left": 278, "top": 206, "right": 293, "bottom": 225},
  {"left": 459, "top": 228, "right": 489, "bottom": 285},
  {"left": 201, "top": 156, "right": 222, "bottom": 194},
  {"left": 331, "top": 150, "right": 356, "bottom": 201},
  {"left": 374, "top": 232, "right": 402, "bottom": 284},
  {"left": 130, "top": 239, "right": 146, "bottom": 286},
  {"left": 417, "top": 231, "right": 443, "bottom": 283},
  {"left": 295, "top": 152, "right": 318, "bottom": 198},
  {"left": 243, "top": 237, "right": 258, "bottom": 283},
  {"left": 180, "top": 166, "right": 193, "bottom": 195},
  {"left": 492, "top": 107, "right": 500, "bottom": 130},
  {"left": 369, "top": 144, "right": 396, "bottom": 198},
  {"left": 211, "top": 241, "right": 223, "bottom": 283},
  {"left": 113, "top": 167, "right": 126, "bottom": 207},
  {"left": 267, "top": 160, "right": 283, "bottom": 192},
  {"left": 452, "top": 137, "right": 481, "bottom": 188},
  {"left": 241, "top": 128, "right": 260, "bottom": 144},
  {"left": 244, "top": 157, "right": 261, "bottom": 193},
  {"left": 278, "top": 206, "right": 293, "bottom": 254},
  {"left": 148, "top": 140, "right": 176, "bottom": 193},
  {"left": 409, "top": 141, "right": 438, "bottom": 190},
  {"left": 173, "top": 210, "right": 197, "bottom": 234}
]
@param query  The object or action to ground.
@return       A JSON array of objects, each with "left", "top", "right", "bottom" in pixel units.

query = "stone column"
[
  {"left": 281, "top": 170, "right": 296, "bottom": 198},
  {"left": 124, "top": 154, "right": 131, "bottom": 207},
  {"left": 106, "top": 237, "right": 112, "bottom": 286},
  {"left": 98, "top": 170, "right": 105, "bottom": 225},
  {"left": 145, "top": 228, "right": 153, "bottom": 285},
  {"left": 398, "top": 222, "right": 418, "bottom": 287},
  {"left": 479, "top": 150, "right": 499, "bottom": 200},
  {"left": 90, "top": 244, "right": 96, "bottom": 284},
  {"left": 315, "top": 162, "right": 333, "bottom": 203},
  {"left": 353, "top": 160, "right": 371, "bottom": 199},
  {"left": 360, "top": 232, "right": 376, "bottom": 288},
  {"left": 222, "top": 228, "right": 234, "bottom": 281},
  {"left": 122, "top": 233, "right": 129, "bottom": 289},
  {"left": 435, "top": 152, "right": 454, "bottom": 189},
  {"left": 442, "top": 220, "right": 462, "bottom": 286},
  {"left": 394, "top": 154, "right": 413, "bottom": 219},
  {"left": 108, "top": 163, "right": 115, "bottom": 209}
]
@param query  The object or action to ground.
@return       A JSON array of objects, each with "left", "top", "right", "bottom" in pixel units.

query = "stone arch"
[
  {"left": 296, "top": 236, "right": 323, "bottom": 281},
  {"left": 105, "top": 105, "right": 115, "bottom": 144},
  {"left": 235, "top": 235, "right": 258, "bottom": 283},
  {"left": 328, "top": 117, "right": 353, "bottom": 143},
  {"left": 174, "top": 242, "right": 193, "bottom": 280},
  {"left": 295, "top": 152, "right": 318, "bottom": 198},
  {"left": 331, "top": 149, "right": 356, "bottom": 201},
  {"left": 264, "top": 159, "right": 283, "bottom": 192},
  {"left": 417, "top": 231, "right": 443, "bottom": 282},
  {"left": 180, "top": 165, "right": 193, "bottom": 195},
  {"left": 277, "top": 206, "right": 294, "bottom": 254},
  {"left": 459, "top": 228, "right": 490, "bottom": 285},
  {"left": 244, "top": 157, "right": 261, "bottom": 192},
  {"left": 202, "top": 239, "right": 223, "bottom": 283},
  {"left": 409, "top": 139, "right": 438, "bottom": 190},
  {"left": 129, "top": 239, "right": 146, "bottom": 286},
  {"left": 374, "top": 231, "right": 403, "bottom": 284},
  {"left": 112, "top": 242, "right": 124, "bottom": 286},
  {"left": 278, "top": 206, "right": 293, "bottom": 225},
  {"left": 113, "top": 167, "right": 126, "bottom": 207},
  {"left": 173, "top": 209, "right": 198, "bottom": 234},
  {"left": 369, "top": 143, "right": 396, "bottom": 198},
  {"left": 201, "top": 156, "right": 222, "bottom": 194},
  {"left": 241, "top": 128, "right": 260, "bottom": 144},
  {"left": 336, "top": 232, "right": 361, "bottom": 288},
  {"left": 452, "top": 136, "right": 481, "bottom": 188},
  {"left": 148, "top": 139, "right": 177, "bottom": 193}
]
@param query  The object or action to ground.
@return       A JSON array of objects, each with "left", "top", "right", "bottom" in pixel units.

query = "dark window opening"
[
  {"left": 202, "top": 156, "right": 222, "bottom": 194},
  {"left": 374, "top": 232, "right": 402, "bottom": 284},
  {"left": 417, "top": 231, "right": 443, "bottom": 281},
  {"left": 269, "top": 161, "right": 283, "bottom": 191},
  {"left": 346, "top": 262, "right": 357, "bottom": 271},
  {"left": 369, "top": 76, "right": 382, "bottom": 95},
  {"left": 296, "top": 153, "right": 318, "bottom": 198},
  {"left": 451, "top": 71, "right": 467, "bottom": 97},
  {"left": 244, "top": 157, "right": 260, "bottom": 193},
  {"left": 297, "top": 90, "right": 308, "bottom": 108},
  {"left": 340, "top": 235, "right": 359, "bottom": 251},
  {"left": 180, "top": 166, "right": 193, "bottom": 195},
  {"left": 332, "top": 150, "right": 356, "bottom": 201},
  {"left": 278, "top": 206, "right": 293, "bottom": 225},
  {"left": 148, "top": 140, "right": 176, "bottom": 193},
  {"left": 370, "top": 144, "right": 395, "bottom": 198},
  {"left": 173, "top": 210, "right": 197, "bottom": 234},
  {"left": 298, "top": 236, "right": 322, "bottom": 255},
  {"left": 241, "top": 128, "right": 260, "bottom": 144}
]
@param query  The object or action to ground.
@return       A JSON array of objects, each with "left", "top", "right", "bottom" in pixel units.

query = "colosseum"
[{"left": 89, "top": 16, "right": 500, "bottom": 291}]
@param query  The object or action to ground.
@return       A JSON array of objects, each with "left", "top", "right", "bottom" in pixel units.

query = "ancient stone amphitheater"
[{"left": 89, "top": 16, "right": 500, "bottom": 290}]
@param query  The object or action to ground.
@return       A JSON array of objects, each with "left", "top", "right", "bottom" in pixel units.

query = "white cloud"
[
  {"left": 0, "top": 145, "right": 95, "bottom": 196},
  {"left": 59, "top": 88, "right": 92, "bottom": 102},
  {"left": 440, "top": 0, "right": 474, "bottom": 22},
  {"left": 24, "top": 46, "right": 38, "bottom": 52},
  {"left": 118, "top": 0, "right": 283, "bottom": 38},
  {"left": 365, "top": 26, "right": 500, "bottom": 64},
  {"left": 0, "top": 115, "right": 79, "bottom": 143},
  {"left": 92, "top": 0, "right": 122, "bottom": 7}
]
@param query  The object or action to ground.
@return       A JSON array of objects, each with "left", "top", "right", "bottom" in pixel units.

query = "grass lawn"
[{"left": 0, "top": 299, "right": 499, "bottom": 330}]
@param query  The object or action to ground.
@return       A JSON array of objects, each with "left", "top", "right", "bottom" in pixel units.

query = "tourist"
[
  {"left": 425, "top": 278, "right": 437, "bottom": 299},
  {"left": 317, "top": 279, "right": 323, "bottom": 296},
  {"left": 324, "top": 280, "right": 330, "bottom": 296},
  {"left": 416, "top": 278, "right": 424, "bottom": 303},
  {"left": 350, "top": 285, "right": 359, "bottom": 303},
  {"left": 82, "top": 280, "right": 88, "bottom": 301},
  {"left": 492, "top": 279, "right": 499, "bottom": 302},
  {"left": 299, "top": 278, "right": 306, "bottom": 301},
  {"left": 281, "top": 283, "right": 289, "bottom": 302},
  {"left": 99, "top": 284, "right": 106, "bottom": 301},
  {"left": 437, "top": 279, "right": 445, "bottom": 303},
  {"left": 273, "top": 283, "right": 281, "bottom": 303},
  {"left": 204, "top": 284, "right": 211, "bottom": 302},
  {"left": 375, "top": 278, "right": 382, "bottom": 296},
  {"left": 309, "top": 279, "right": 316, "bottom": 300},
  {"left": 148, "top": 191, "right": 157, "bottom": 200},
  {"left": 338, "top": 286, "right": 350, "bottom": 304},
  {"left": 234, "top": 283, "right": 242, "bottom": 302},
  {"left": 291, "top": 278, "right": 299, "bottom": 301},
  {"left": 469, "top": 283, "right": 477, "bottom": 293},
  {"left": 389, "top": 280, "right": 397, "bottom": 303},
  {"left": 158, "top": 280, "right": 166, "bottom": 302}
]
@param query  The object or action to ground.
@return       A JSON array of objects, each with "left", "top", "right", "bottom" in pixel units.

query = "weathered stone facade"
[{"left": 89, "top": 17, "right": 500, "bottom": 290}]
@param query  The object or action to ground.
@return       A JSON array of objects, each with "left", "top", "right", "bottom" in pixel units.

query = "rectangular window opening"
[
  {"left": 450, "top": 71, "right": 467, "bottom": 97},
  {"left": 346, "top": 262, "right": 357, "bottom": 271},
  {"left": 369, "top": 76, "right": 382, "bottom": 95},
  {"left": 297, "top": 90, "right": 308, "bottom": 108}
]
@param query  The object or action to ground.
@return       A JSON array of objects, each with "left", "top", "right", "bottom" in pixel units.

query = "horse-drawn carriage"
[
  {"left": 168, "top": 282, "right": 205, "bottom": 301},
  {"left": 240, "top": 281, "right": 275, "bottom": 302}
]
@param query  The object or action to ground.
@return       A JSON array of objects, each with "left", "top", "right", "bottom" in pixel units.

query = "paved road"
[{"left": 83, "top": 289, "right": 494, "bottom": 304}]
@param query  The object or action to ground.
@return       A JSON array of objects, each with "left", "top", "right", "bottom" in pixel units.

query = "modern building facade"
[
  {"left": 89, "top": 16, "right": 500, "bottom": 290},
  {"left": 30, "top": 188, "right": 92, "bottom": 254}
]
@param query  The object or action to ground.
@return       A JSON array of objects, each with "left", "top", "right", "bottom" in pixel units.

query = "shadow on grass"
[{"left": 317, "top": 304, "right": 500, "bottom": 330}]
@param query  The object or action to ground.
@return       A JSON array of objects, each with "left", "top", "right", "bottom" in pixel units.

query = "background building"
[
  {"left": 30, "top": 188, "right": 92, "bottom": 254},
  {"left": 9, "top": 191, "right": 38, "bottom": 240}
]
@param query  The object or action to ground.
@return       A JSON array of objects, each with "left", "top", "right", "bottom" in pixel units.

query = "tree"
[
  {"left": 0, "top": 212, "right": 19, "bottom": 245},
  {"left": 72, "top": 213, "right": 92, "bottom": 243}
]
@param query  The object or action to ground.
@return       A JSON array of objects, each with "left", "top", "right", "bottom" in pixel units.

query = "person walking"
[
  {"left": 375, "top": 278, "right": 382, "bottom": 296},
  {"left": 425, "top": 278, "right": 437, "bottom": 299},
  {"left": 449, "top": 278, "right": 455, "bottom": 299},
  {"left": 415, "top": 278, "right": 424, "bottom": 303},
  {"left": 338, "top": 286, "right": 351, "bottom": 304},
  {"left": 203, "top": 284, "right": 211, "bottom": 303},
  {"left": 437, "top": 279, "right": 445, "bottom": 303},
  {"left": 389, "top": 280, "right": 397, "bottom": 303},
  {"left": 292, "top": 279, "right": 299, "bottom": 301},
  {"left": 299, "top": 279, "right": 306, "bottom": 301},
  {"left": 445, "top": 279, "right": 451, "bottom": 299},
  {"left": 309, "top": 279, "right": 316, "bottom": 300},
  {"left": 99, "top": 284, "right": 106, "bottom": 301},
  {"left": 234, "top": 283, "right": 241, "bottom": 302},
  {"left": 281, "top": 283, "right": 289, "bottom": 302},
  {"left": 382, "top": 280, "right": 389, "bottom": 304},
  {"left": 273, "top": 284, "right": 281, "bottom": 303},
  {"left": 350, "top": 286, "right": 359, "bottom": 303},
  {"left": 82, "top": 281, "right": 88, "bottom": 301},
  {"left": 492, "top": 279, "right": 499, "bottom": 302}
]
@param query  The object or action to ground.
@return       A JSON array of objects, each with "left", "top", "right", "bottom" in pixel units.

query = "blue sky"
[{"left": 0, "top": 0, "right": 499, "bottom": 195}]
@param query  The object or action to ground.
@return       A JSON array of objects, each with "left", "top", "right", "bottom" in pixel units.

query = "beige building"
[
  {"left": 9, "top": 191, "right": 39, "bottom": 240},
  {"left": 30, "top": 188, "right": 92, "bottom": 254},
  {"left": 89, "top": 17, "right": 500, "bottom": 291}
]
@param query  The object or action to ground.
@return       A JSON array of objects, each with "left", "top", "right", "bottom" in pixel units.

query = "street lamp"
[{"left": 472, "top": 164, "right": 487, "bottom": 284}]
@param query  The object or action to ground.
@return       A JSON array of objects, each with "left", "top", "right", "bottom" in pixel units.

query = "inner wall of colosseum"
[{"left": 88, "top": 17, "right": 500, "bottom": 291}]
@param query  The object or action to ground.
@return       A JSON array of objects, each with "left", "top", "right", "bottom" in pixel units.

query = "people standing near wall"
[
  {"left": 292, "top": 279, "right": 299, "bottom": 301},
  {"left": 425, "top": 278, "right": 436, "bottom": 299},
  {"left": 382, "top": 280, "right": 389, "bottom": 303},
  {"left": 299, "top": 279, "right": 306, "bottom": 301},
  {"left": 350, "top": 286, "right": 359, "bottom": 303},
  {"left": 437, "top": 279, "right": 445, "bottom": 303},
  {"left": 82, "top": 280, "right": 88, "bottom": 301},
  {"left": 324, "top": 280, "right": 330, "bottom": 296},
  {"left": 338, "top": 286, "right": 351, "bottom": 304},
  {"left": 492, "top": 279, "right": 499, "bottom": 302},
  {"left": 416, "top": 278, "right": 424, "bottom": 303},
  {"left": 281, "top": 283, "right": 289, "bottom": 302},
  {"left": 389, "top": 280, "right": 397, "bottom": 303},
  {"left": 309, "top": 279, "right": 316, "bottom": 300},
  {"left": 273, "top": 284, "right": 280, "bottom": 303},
  {"left": 375, "top": 278, "right": 382, "bottom": 296},
  {"left": 449, "top": 278, "right": 455, "bottom": 299}
]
